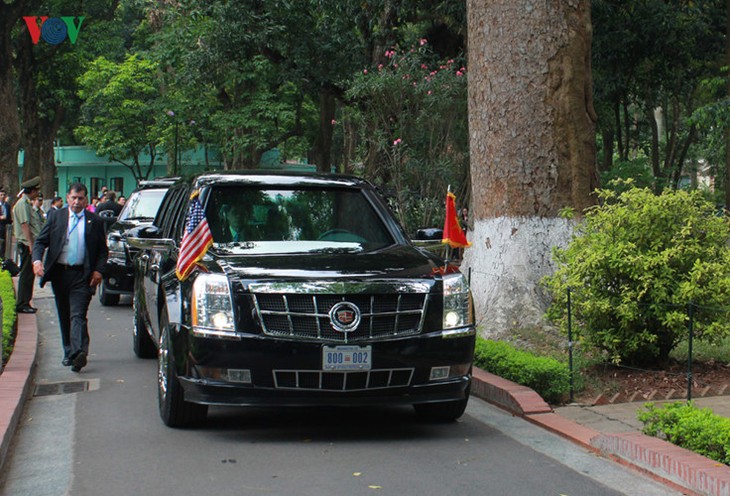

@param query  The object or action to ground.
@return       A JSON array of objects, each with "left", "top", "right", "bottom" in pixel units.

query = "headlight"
[
  {"left": 443, "top": 273, "right": 473, "bottom": 329},
  {"left": 191, "top": 274, "right": 237, "bottom": 338},
  {"left": 106, "top": 235, "right": 126, "bottom": 259}
]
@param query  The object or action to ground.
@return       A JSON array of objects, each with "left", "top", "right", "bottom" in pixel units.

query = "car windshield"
[
  {"left": 204, "top": 186, "right": 395, "bottom": 254},
  {"left": 118, "top": 188, "right": 167, "bottom": 221}
]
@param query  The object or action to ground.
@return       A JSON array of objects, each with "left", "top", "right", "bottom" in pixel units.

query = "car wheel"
[
  {"left": 99, "top": 280, "right": 120, "bottom": 306},
  {"left": 413, "top": 386, "right": 470, "bottom": 422},
  {"left": 157, "top": 308, "right": 207, "bottom": 428},
  {"left": 132, "top": 296, "right": 155, "bottom": 359}
]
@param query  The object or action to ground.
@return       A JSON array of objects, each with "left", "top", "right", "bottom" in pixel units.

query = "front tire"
[
  {"left": 99, "top": 280, "right": 120, "bottom": 306},
  {"left": 157, "top": 309, "right": 207, "bottom": 428}
]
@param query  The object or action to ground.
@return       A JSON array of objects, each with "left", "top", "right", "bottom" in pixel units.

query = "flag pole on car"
[{"left": 441, "top": 185, "right": 470, "bottom": 266}]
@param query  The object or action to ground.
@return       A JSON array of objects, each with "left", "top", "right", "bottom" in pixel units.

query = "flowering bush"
[{"left": 346, "top": 40, "right": 469, "bottom": 232}]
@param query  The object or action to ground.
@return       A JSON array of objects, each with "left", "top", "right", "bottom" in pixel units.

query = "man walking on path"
[
  {"left": 13, "top": 176, "right": 43, "bottom": 313},
  {"left": 32, "top": 183, "right": 108, "bottom": 372}
]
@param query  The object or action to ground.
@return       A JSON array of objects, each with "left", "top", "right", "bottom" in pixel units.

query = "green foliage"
[
  {"left": 473, "top": 338, "right": 571, "bottom": 404},
  {"left": 76, "top": 54, "right": 165, "bottom": 182},
  {"left": 147, "top": 0, "right": 367, "bottom": 169},
  {"left": 543, "top": 184, "right": 730, "bottom": 365},
  {"left": 639, "top": 402, "right": 730, "bottom": 465},
  {"left": 600, "top": 158, "right": 659, "bottom": 192},
  {"left": 346, "top": 41, "right": 469, "bottom": 232},
  {"left": 0, "top": 270, "right": 17, "bottom": 365},
  {"left": 592, "top": 0, "right": 726, "bottom": 186}
]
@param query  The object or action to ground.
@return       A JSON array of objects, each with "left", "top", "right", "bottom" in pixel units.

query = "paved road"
[{"left": 0, "top": 293, "right": 681, "bottom": 496}]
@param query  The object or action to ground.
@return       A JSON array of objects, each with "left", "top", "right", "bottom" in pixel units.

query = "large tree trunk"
[
  {"left": 0, "top": 3, "right": 27, "bottom": 198},
  {"left": 464, "top": 0, "right": 597, "bottom": 335},
  {"left": 17, "top": 35, "right": 42, "bottom": 183},
  {"left": 313, "top": 88, "right": 335, "bottom": 173}
]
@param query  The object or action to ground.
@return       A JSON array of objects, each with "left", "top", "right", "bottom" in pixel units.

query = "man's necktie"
[{"left": 68, "top": 213, "right": 83, "bottom": 265}]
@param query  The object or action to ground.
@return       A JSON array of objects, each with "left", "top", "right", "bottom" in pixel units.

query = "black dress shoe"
[
  {"left": 17, "top": 305, "right": 37, "bottom": 314},
  {"left": 62, "top": 358, "right": 71, "bottom": 366},
  {"left": 71, "top": 351, "right": 87, "bottom": 372}
]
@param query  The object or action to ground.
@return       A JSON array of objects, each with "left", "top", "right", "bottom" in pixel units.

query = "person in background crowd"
[
  {"left": 51, "top": 196, "right": 64, "bottom": 211},
  {"left": 98, "top": 186, "right": 108, "bottom": 201},
  {"left": 460, "top": 207, "right": 470, "bottom": 233},
  {"left": 86, "top": 196, "right": 98, "bottom": 212},
  {"left": 32, "top": 182, "right": 108, "bottom": 372},
  {"left": 0, "top": 189, "right": 12, "bottom": 258},
  {"left": 13, "top": 176, "right": 43, "bottom": 313},
  {"left": 117, "top": 195, "right": 126, "bottom": 207},
  {"left": 95, "top": 190, "right": 122, "bottom": 216},
  {"left": 33, "top": 195, "right": 46, "bottom": 223},
  {"left": 454, "top": 206, "right": 470, "bottom": 262}
]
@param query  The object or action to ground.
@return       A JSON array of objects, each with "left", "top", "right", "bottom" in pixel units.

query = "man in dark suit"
[{"left": 32, "top": 183, "right": 108, "bottom": 372}]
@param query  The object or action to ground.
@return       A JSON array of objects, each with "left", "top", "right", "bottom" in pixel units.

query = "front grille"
[
  {"left": 273, "top": 368, "right": 414, "bottom": 391},
  {"left": 253, "top": 293, "right": 428, "bottom": 343}
]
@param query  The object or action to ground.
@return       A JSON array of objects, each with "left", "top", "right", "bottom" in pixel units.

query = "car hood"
[{"left": 210, "top": 244, "right": 449, "bottom": 281}]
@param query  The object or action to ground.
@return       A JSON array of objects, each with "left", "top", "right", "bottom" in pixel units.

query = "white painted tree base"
[{"left": 460, "top": 216, "right": 575, "bottom": 337}]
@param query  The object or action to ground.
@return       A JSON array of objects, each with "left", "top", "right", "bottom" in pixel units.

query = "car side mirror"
[
  {"left": 134, "top": 225, "right": 162, "bottom": 239},
  {"left": 127, "top": 225, "right": 176, "bottom": 252}
]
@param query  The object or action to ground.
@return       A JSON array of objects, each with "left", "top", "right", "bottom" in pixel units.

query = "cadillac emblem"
[{"left": 329, "top": 301, "right": 361, "bottom": 333}]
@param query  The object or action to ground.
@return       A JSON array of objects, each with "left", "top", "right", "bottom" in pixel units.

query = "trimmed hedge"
[
  {"left": 0, "top": 270, "right": 16, "bottom": 365},
  {"left": 638, "top": 402, "right": 730, "bottom": 465},
  {"left": 473, "top": 338, "right": 571, "bottom": 404}
]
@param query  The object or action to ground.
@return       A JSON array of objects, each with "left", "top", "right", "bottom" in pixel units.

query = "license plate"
[{"left": 322, "top": 345, "right": 372, "bottom": 371}]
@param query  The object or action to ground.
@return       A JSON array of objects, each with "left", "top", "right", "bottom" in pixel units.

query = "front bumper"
[
  {"left": 102, "top": 258, "right": 134, "bottom": 295},
  {"left": 175, "top": 328, "right": 475, "bottom": 407}
]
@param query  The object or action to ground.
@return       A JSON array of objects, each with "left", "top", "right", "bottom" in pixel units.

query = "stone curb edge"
[
  {"left": 1, "top": 321, "right": 728, "bottom": 496},
  {"left": 471, "top": 367, "right": 728, "bottom": 496},
  {"left": 0, "top": 312, "right": 37, "bottom": 473}
]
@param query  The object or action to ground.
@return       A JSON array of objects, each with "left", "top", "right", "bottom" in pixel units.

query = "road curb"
[
  {"left": 471, "top": 367, "right": 728, "bottom": 496},
  {"left": 0, "top": 312, "right": 37, "bottom": 472}
]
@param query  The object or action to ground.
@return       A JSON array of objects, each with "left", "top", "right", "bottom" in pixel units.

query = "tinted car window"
[
  {"left": 154, "top": 186, "right": 188, "bottom": 239},
  {"left": 118, "top": 189, "right": 167, "bottom": 221},
  {"left": 204, "top": 186, "right": 395, "bottom": 253}
]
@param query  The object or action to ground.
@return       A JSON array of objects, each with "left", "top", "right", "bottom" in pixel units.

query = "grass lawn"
[{"left": 0, "top": 270, "right": 16, "bottom": 366}]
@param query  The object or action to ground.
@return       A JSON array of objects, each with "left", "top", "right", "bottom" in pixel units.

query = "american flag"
[{"left": 176, "top": 191, "right": 213, "bottom": 281}]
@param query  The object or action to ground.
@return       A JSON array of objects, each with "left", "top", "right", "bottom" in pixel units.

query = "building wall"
[
  {"left": 18, "top": 146, "right": 314, "bottom": 199},
  {"left": 18, "top": 145, "right": 225, "bottom": 198}
]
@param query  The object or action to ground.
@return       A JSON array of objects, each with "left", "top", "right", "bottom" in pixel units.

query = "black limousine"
[{"left": 128, "top": 172, "right": 475, "bottom": 427}]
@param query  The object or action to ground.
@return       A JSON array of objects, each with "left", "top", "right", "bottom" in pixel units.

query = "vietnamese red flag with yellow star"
[{"left": 442, "top": 191, "right": 471, "bottom": 249}]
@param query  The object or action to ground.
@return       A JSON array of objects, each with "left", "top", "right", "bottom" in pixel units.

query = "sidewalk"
[{"left": 0, "top": 294, "right": 728, "bottom": 495}]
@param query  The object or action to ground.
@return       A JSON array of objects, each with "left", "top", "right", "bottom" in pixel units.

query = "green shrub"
[
  {"left": 0, "top": 270, "right": 17, "bottom": 365},
  {"left": 638, "top": 402, "right": 730, "bottom": 465},
  {"left": 543, "top": 184, "right": 730, "bottom": 366},
  {"left": 473, "top": 338, "right": 571, "bottom": 404}
]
